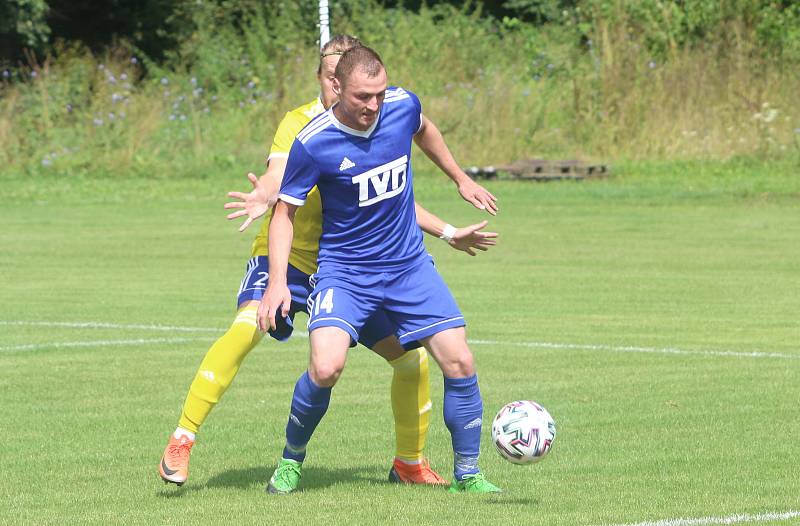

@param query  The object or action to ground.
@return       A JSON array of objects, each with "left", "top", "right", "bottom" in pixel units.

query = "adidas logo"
[
  {"left": 339, "top": 157, "right": 355, "bottom": 171},
  {"left": 463, "top": 417, "right": 482, "bottom": 430}
]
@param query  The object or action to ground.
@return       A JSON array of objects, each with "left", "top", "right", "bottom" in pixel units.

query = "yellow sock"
[
  {"left": 389, "top": 347, "right": 431, "bottom": 462},
  {"left": 177, "top": 305, "right": 263, "bottom": 433}
]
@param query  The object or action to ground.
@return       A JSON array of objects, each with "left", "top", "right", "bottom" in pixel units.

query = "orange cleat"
[
  {"left": 159, "top": 433, "right": 195, "bottom": 486},
  {"left": 388, "top": 458, "right": 448, "bottom": 486}
]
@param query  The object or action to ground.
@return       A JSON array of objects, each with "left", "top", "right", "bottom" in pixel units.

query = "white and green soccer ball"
[{"left": 491, "top": 400, "right": 556, "bottom": 465}]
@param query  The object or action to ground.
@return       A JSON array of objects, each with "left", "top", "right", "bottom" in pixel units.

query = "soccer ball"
[{"left": 491, "top": 400, "right": 556, "bottom": 465}]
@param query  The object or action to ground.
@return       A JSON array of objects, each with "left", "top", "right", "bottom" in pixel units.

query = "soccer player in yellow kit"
[{"left": 159, "top": 35, "right": 498, "bottom": 487}]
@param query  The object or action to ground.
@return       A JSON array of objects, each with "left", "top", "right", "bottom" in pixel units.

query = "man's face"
[
  {"left": 333, "top": 66, "right": 387, "bottom": 130},
  {"left": 317, "top": 55, "right": 340, "bottom": 108}
]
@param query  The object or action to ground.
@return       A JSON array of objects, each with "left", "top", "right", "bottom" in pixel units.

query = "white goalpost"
[{"left": 319, "top": 0, "right": 331, "bottom": 49}]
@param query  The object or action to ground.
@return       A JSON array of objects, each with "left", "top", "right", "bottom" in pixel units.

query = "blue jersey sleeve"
[
  {"left": 278, "top": 139, "right": 321, "bottom": 206},
  {"left": 408, "top": 90, "right": 423, "bottom": 134}
]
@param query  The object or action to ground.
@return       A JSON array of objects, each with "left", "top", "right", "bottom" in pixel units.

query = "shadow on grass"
[
  {"left": 157, "top": 466, "right": 538, "bottom": 502},
  {"left": 156, "top": 463, "right": 388, "bottom": 498}
]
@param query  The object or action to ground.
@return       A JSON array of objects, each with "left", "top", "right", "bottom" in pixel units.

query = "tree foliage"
[
  {"left": 1, "top": 0, "right": 799, "bottom": 65},
  {"left": 1, "top": 0, "right": 50, "bottom": 59}
]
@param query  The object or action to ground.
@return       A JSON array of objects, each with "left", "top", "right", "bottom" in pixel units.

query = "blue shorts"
[
  {"left": 236, "top": 256, "right": 419, "bottom": 349},
  {"left": 307, "top": 255, "right": 465, "bottom": 346},
  {"left": 237, "top": 257, "right": 312, "bottom": 342}
]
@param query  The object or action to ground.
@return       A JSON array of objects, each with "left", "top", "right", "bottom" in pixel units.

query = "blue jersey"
[{"left": 278, "top": 87, "right": 426, "bottom": 271}]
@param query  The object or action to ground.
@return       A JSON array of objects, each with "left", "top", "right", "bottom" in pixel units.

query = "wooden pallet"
[{"left": 465, "top": 159, "right": 610, "bottom": 181}]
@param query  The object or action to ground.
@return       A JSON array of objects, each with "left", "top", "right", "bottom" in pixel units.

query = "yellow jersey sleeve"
[
  {"left": 252, "top": 98, "right": 325, "bottom": 276},
  {"left": 268, "top": 114, "right": 304, "bottom": 159},
  {"left": 268, "top": 98, "right": 325, "bottom": 160}
]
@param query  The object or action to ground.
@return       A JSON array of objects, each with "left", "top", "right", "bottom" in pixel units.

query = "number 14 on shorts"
[{"left": 309, "top": 288, "right": 334, "bottom": 316}]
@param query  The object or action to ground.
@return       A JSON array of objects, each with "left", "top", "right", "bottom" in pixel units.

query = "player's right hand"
[
  {"left": 224, "top": 172, "right": 277, "bottom": 232},
  {"left": 258, "top": 282, "right": 292, "bottom": 332}
]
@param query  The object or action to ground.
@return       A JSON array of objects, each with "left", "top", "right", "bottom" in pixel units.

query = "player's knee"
[
  {"left": 424, "top": 327, "right": 476, "bottom": 377},
  {"left": 230, "top": 304, "right": 264, "bottom": 344},
  {"left": 227, "top": 323, "right": 260, "bottom": 346},
  {"left": 451, "top": 351, "right": 475, "bottom": 377},
  {"left": 308, "top": 363, "right": 344, "bottom": 387},
  {"left": 438, "top": 348, "right": 475, "bottom": 378}
]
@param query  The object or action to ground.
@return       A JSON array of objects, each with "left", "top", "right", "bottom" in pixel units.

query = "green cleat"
[
  {"left": 266, "top": 458, "right": 303, "bottom": 495},
  {"left": 448, "top": 473, "right": 502, "bottom": 494}
]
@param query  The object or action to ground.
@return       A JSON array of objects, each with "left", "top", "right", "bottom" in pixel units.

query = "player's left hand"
[
  {"left": 449, "top": 220, "right": 498, "bottom": 256},
  {"left": 224, "top": 172, "right": 278, "bottom": 232},
  {"left": 457, "top": 178, "right": 498, "bottom": 216}
]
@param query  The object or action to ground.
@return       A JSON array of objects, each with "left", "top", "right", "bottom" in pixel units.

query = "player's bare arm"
[
  {"left": 414, "top": 115, "right": 498, "bottom": 215},
  {"left": 224, "top": 156, "right": 288, "bottom": 232},
  {"left": 414, "top": 203, "right": 498, "bottom": 256},
  {"left": 258, "top": 200, "right": 296, "bottom": 332}
]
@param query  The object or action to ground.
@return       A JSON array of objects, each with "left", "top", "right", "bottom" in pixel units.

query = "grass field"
[{"left": 1, "top": 166, "right": 799, "bottom": 525}]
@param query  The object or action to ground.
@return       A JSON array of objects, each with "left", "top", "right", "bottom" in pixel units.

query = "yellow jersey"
[{"left": 251, "top": 98, "right": 325, "bottom": 275}]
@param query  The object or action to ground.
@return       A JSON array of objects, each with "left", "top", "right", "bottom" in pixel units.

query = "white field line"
[
  {"left": 603, "top": 510, "right": 800, "bottom": 526},
  {"left": 0, "top": 337, "right": 213, "bottom": 353},
  {"left": 0, "top": 320, "right": 220, "bottom": 332},
  {"left": 469, "top": 339, "right": 800, "bottom": 360},
  {"left": 1, "top": 320, "right": 797, "bottom": 359}
]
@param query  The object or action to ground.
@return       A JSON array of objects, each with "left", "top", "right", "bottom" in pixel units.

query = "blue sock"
[
  {"left": 443, "top": 374, "right": 483, "bottom": 480},
  {"left": 282, "top": 372, "right": 332, "bottom": 462}
]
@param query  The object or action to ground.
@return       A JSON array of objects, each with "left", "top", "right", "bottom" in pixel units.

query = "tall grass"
[
  {"left": 569, "top": 6, "right": 800, "bottom": 160},
  {"left": 0, "top": 2, "right": 798, "bottom": 181}
]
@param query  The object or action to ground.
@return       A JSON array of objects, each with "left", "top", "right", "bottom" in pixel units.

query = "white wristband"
[{"left": 439, "top": 224, "right": 457, "bottom": 243}]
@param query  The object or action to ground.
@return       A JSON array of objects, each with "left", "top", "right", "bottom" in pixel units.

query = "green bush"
[{"left": 0, "top": 0, "right": 50, "bottom": 58}]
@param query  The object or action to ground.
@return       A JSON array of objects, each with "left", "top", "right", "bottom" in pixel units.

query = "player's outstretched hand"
[
  {"left": 258, "top": 282, "right": 292, "bottom": 332},
  {"left": 458, "top": 178, "right": 498, "bottom": 216},
  {"left": 224, "top": 172, "right": 277, "bottom": 232},
  {"left": 449, "top": 220, "right": 498, "bottom": 256}
]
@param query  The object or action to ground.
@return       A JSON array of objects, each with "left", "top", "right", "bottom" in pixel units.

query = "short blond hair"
[{"left": 318, "top": 35, "right": 363, "bottom": 74}]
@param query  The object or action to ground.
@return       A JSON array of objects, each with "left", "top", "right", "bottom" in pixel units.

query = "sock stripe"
[
  {"left": 285, "top": 442, "right": 307, "bottom": 455},
  {"left": 233, "top": 307, "right": 259, "bottom": 327}
]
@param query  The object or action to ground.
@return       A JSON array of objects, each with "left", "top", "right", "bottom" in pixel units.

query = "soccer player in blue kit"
[{"left": 260, "top": 45, "right": 501, "bottom": 494}]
